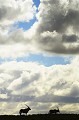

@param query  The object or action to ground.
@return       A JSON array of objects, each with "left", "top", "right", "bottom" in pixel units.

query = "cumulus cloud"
[
  {"left": 0, "top": 56, "right": 79, "bottom": 114},
  {"left": 1, "top": 0, "right": 79, "bottom": 58},
  {"left": 32, "top": 0, "right": 79, "bottom": 54},
  {"left": 0, "top": 0, "right": 79, "bottom": 115},
  {"left": 0, "top": 0, "right": 36, "bottom": 25},
  {"left": 0, "top": 0, "right": 37, "bottom": 58}
]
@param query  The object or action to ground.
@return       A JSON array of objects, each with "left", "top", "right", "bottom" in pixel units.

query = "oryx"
[
  {"left": 19, "top": 104, "right": 31, "bottom": 115},
  {"left": 48, "top": 107, "right": 60, "bottom": 114}
]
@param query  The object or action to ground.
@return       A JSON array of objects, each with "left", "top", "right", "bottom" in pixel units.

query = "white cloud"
[
  {"left": 0, "top": 56, "right": 79, "bottom": 114},
  {"left": 0, "top": 0, "right": 79, "bottom": 58},
  {"left": 0, "top": 0, "right": 36, "bottom": 25},
  {"left": 0, "top": 28, "right": 38, "bottom": 58},
  {"left": 0, "top": 94, "right": 8, "bottom": 99},
  {"left": 0, "top": 0, "right": 79, "bottom": 115},
  {"left": 0, "top": 0, "right": 37, "bottom": 58}
]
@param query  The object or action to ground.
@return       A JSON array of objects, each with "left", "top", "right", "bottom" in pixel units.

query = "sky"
[{"left": 0, "top": 0, "right": 79, "bottom": 115}]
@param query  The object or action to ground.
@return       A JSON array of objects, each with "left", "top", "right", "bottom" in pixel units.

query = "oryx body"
[
  {"left": 19, "top": 105, "right": 31, "bottom": 115},
  {"left": 49, "top": 107, "right": 60, "bottom": 114}
]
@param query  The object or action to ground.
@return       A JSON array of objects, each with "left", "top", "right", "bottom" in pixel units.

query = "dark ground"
[{"left": 0, "top": 114, "right": 79, "bottom": 120}]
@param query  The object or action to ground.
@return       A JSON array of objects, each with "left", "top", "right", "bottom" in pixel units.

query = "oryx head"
[
  {"left": 25, "top": 104, "right": 31, "bottom": 110},
  {"left": 57, "top": 107, "right": 60, "bottom": 112},
  {"left": 57, "top": 107, "right": 59, "bottom": 110}
]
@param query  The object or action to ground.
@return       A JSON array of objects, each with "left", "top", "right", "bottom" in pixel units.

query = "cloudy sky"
[{"left": 0, "top": 0, "right": 79, "bottom": 115}]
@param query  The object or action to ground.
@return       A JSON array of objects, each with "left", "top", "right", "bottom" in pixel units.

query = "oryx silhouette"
[
  {"left": 19, "top": 104, "right": 31, "bottom": 115},
  {"left": 48, "top": 107, "right": 60, "bottom": 114}
]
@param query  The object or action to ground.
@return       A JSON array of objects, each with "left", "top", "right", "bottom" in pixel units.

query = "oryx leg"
[{"left": 19, "top": 111, "right": 21, "bottom": 115}]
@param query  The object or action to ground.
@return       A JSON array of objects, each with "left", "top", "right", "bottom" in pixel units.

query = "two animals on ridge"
[{"left": 19, "top": 105, "right": 60, "bottom": 115}]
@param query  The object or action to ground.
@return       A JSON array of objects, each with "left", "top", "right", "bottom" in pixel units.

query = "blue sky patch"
[
  {"left": 16, "top": 54, "right": 70, "bottom": 66},
  {"left": 15, "top": 0, "right": 40, "bottom": 31},
  {"left": 0, "top": 54, "right": 71, "bottom": 66},
  {"left": 17, "top": 17, "right": 37, "bottom": 31},
  {"left": 33, "top": 0, "right": 40, "bottom": 7}
]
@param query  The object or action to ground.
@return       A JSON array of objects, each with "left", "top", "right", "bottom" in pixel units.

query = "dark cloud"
[
  {"left": 69, "top": 85, "right": 79, "bottom": 97},
  {"left": 51, "top": 80, "right": 67, "bottom": 89},
  {"left": 62, "top": 34, "right": 78, "bottom": 43},
  {"left": 0, "top": 95, "right": 35, "bottom": 102},
  {"left": 35, "top": 94, "right": 79, "bottom": 103},
  {"left": 65, "top": 9, "right": 79, "bottom": 29},
  {"left": 0, "top": 6, "right": 7, "bottom": 20},
  {"left": 37, "top": 2, "right": 79, "bottom": 33},
  {"left": 34, "top": 0, "right": 79, "bottom": 54},
  {"left": 15, "top": 73, "right": 40, "bottom": 91},
  {"left": 0, "top": 88, "right": 10, "bottom": 94}
]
